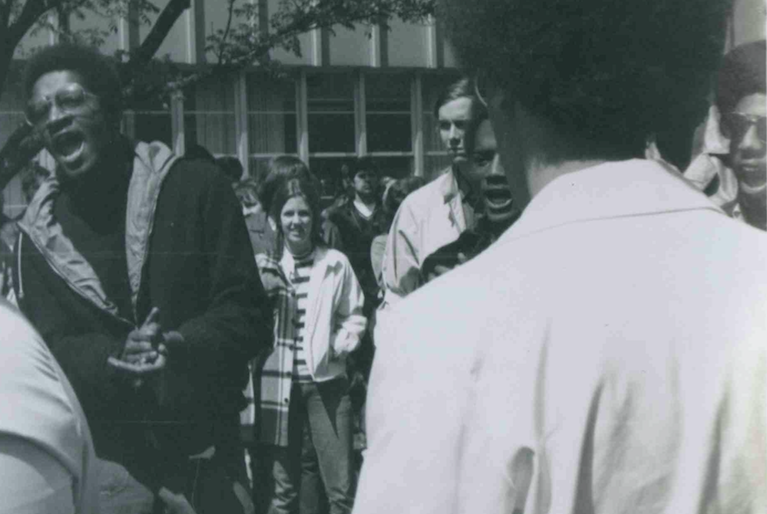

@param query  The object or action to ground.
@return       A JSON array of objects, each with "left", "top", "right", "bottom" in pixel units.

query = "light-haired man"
[{"left": 379, "top": 78, "right": 488, "bottom": 305}]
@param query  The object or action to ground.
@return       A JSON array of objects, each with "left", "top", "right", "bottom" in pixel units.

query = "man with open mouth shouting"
[
  {"left": 13, "top": 43, "right": 271, "bottom": 514},
  {"left": 379, "top": 77, "right": 518, "bottom": 308},
  {"left": 420, "top": 118, "right": 519, "bottom": 281}
]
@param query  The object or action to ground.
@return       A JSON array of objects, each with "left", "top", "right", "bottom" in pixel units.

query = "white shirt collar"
[
  {"left": 498, "top": 159, "right": 722, "bottom": 244},
  {"left": 354, "top": 198, "right": 376, "bottom": 219}
]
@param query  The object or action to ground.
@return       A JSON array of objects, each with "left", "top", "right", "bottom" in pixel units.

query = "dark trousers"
[
  {"left": 261, "top": 378, "right": 354, "bottom": 514},
  {"left": 98, "top": 451, "right": 251, "bottom": 514}
]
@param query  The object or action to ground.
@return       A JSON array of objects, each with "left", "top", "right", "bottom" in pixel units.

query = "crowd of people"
[{"left": 0, "top": 0, "right": 765, "bottom": 512}]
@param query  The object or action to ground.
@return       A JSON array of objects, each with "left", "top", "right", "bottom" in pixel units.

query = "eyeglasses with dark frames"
[
  {"left": 25, "top": 83, "right": 99, "bottom": 128},
  {"left": 721, "top": 112, "right": 767, "bottom": 144}
]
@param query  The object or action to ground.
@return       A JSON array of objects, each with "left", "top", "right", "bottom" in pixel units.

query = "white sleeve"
[
  {"left": 353, "top": 287, "right": 474, "bottom": 514},
  {"left": 0, "top": 303, "right": 98, "bottom": 514},
  {"left": 0, "top": 437, "right": 75, "bottom": 514}
]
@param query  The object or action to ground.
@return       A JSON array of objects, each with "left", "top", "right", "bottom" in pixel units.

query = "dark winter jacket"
[
  {"left": 328, "top": 199, "right": 387, "bottom": 308},
  {"left": 14, "top": 139, "right": 271, "bottom": 490}
]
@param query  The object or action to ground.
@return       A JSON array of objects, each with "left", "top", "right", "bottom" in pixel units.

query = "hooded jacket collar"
[{"left": 18, "top": 140, "right": 179, "bottom": 324}]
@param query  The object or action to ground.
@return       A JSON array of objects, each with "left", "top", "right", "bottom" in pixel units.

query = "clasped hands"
[{"left": 108, "top": 307, "right": 183, "bottom": 388}]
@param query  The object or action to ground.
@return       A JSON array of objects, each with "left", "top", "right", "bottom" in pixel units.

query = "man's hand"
[
  {"left": 108, "top": 308, "right": 169, "bottom": 388},
  {"left": 158, "top": 487, "right": 197, "bottom": 514},
  {"left": 425, "top": 252, "right": 469, "bottom": 282}
]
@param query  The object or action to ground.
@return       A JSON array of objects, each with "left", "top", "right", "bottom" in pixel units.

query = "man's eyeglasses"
[
  {"left": 25, "top": 83, "right": 98, "bottom": 128},
  {"left": 721, "top": 112, "right": 767, "bottom": 144}
]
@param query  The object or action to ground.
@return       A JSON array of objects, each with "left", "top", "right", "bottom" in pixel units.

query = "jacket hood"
[{"left": 18, "top": 140, "right": 180, "bottom": 323}]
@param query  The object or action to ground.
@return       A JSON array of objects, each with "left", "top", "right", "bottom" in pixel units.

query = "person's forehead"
[
  {"left": 733, "top": 93, "right": 766, "bottom": 115},
  {"left": 284, "top": 196, "right": 310, "bottom": 208},
  {"left": 473, "top": 119, "right": 497, "bottom": 150},
  {"left": 31, "top": 70, "right": 86, "bottom": 98},
  {"left": 438, "top": 97, "right": 474, "bottom": 121}
]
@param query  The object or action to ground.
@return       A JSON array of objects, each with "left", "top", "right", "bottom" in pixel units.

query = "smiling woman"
[
  {"left": 269, "top": 176, "right": 325, "bottom": 261},
  {"left": 280, "top": 196, "right": 314, "bottom": 257},
  {"left": 253, "top": 174, "right": 365, "bottom": 514}
]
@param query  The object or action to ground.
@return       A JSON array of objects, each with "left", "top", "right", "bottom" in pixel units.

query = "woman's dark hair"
[
  {"left": 269, "top": 176, "right": 325, "bottom": 258},
  {"left": 23, "top": 43, "right": 122, "bottom": 127},
  {"left": 259, "top": 155, "right": 318, "bottom": 214},
  {"left": 716, "top": 40, "right": 766, "bottom": 114},
  {"left": 432, "top": 77, "right": 487, "bottom": 121},
  {"left": 215, "top": 156, "right": 244, "bottom": 183},
  {"left": 441, "top": 0, "right": 730, "bottom": 163}
]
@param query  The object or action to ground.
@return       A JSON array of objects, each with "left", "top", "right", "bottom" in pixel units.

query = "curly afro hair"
[
  {"left": 440, "top": 0, "right": 731, "bottom": 161},
  {"left": 23, "top": 43, "right": 123, "bottom": 127},
  {"left": 716, "top": 40, "right": 766, "bottom": 114}
]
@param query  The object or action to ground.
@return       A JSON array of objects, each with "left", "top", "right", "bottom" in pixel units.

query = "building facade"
[
  {"left": 1, "top": 0, "right": 764, "bottom": 215},
  {"left": 0, "top": 0, "right": 468, "bottom": 215}
]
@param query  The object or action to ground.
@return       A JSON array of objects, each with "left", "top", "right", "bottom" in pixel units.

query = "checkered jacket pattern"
[{"left": 252, "top": 252, "right": 297, "bottom": 448}]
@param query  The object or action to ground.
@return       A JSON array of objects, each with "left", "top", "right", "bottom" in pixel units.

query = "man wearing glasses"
[
  {"left": 13, "top": 43, "right": 270, "bottom": 513},
  {"left": 355, "top": 0, "right": 767, "bottom": 513},
  {"left": 717, "top": 40, "right": 766, "bottom": 230}
]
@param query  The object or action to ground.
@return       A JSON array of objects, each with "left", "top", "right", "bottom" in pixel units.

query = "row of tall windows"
[
  {"left": 126, "top": 70, "right": 460, "bottom": 192},
  {"left": 0, "top": 69, "right": 460, "bottom": 212}
]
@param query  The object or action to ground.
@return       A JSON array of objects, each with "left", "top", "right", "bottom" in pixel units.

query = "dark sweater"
[
  {"left": 328, "top": 199, "right": 387, "bottom": 307},
  {"left": 15, "top": 143, "right": 272, "bottom": 489}
]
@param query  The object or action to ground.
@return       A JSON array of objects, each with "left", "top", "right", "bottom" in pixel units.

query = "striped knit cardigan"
[{"left": 252, "top": 248, "right": 366, "bottom": 447}]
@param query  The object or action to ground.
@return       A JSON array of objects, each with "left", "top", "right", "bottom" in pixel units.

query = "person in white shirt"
[
  {"left": 0, "top": 298, "right": 97, "bottom": 514},
  {"left": 379, "top": 78, "right": 487, "bottom": 306},
  {"left": 354, "top": 0, "right": 767, "bottom": 513}
]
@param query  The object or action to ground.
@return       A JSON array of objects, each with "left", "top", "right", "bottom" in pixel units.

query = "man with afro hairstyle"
[
  {"left": 354, "top": 1, "right": 767, "bottom": 513},
  {"left": 716, "top": 40, "right": 766, "bottom": 230},
  {"left": 15, "top": 43, "right": 271, "bottom": 513}
]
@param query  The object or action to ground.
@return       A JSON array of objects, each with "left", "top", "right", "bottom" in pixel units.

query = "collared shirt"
[
  {"left": 355, "top": 159, "right": 767, "bottom": 514},
  {"left": 380, "top": 168, "right": 477, "bottom": 305}
]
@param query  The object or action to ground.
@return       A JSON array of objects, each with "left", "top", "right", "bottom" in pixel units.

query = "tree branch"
[
  {"left": 8, "top": 0, "right": 50, "bottom": 45},
  {"left": 128, "top": 0, "right": 189, "bottom": 68},
  {"left": 215, "top": 0, "right": 237, "bottom": 63},
  {"left": 224, "top": 6, "right": 389, "bottom": 68},
  {"left": 0, "top": 0, "right": 12, "bottom": 32}
]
